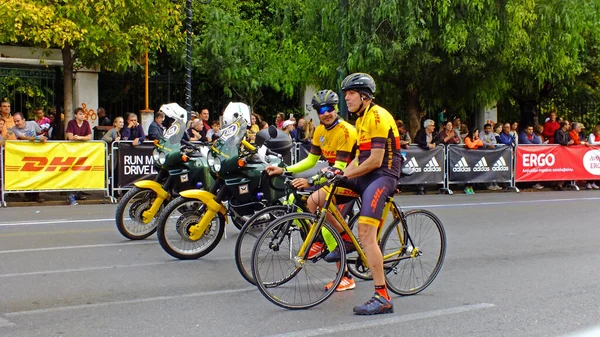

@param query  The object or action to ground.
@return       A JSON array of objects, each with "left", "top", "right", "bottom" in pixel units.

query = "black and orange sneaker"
[
  {"left": 353, "top": 293, "right": 393, "bottom": 315},
  {"left": 307, "top": 241, "right": 325, "bottom": 259},
  {"left": 324, "top": 276, "right": 356, "bottom": 292}
]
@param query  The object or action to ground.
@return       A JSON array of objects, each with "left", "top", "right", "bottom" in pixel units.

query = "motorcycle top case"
[
  {"left": 255, "top": 129, "right": 293, "bottom": 154},
  {"left": 255, "top": 129, "right": 293, "bottom": 164}
]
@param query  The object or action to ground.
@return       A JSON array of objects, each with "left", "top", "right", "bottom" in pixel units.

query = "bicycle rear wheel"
[
  {"left": 251, "top": 212, "right": 346, "bottom": 310},
  {"left": 234, "top": 205, "right": 299, "bottom": 285},
  {"left": 381, "top": 209, "right": 446, "bottom": 296}
]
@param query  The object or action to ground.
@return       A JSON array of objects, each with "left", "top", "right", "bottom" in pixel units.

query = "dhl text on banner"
[{"left": 3, "top": 141, "right": 106, "bottom": 190}]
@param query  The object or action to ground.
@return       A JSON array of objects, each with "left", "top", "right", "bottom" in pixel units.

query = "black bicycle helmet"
[
  {"left": 340, "top": 73, "right": 376, "bottom": 98},
  {"left": 311, "top": 89, "right": 339, "bottom": 109}
]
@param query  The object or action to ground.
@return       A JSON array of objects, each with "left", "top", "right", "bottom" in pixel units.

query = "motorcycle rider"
[{"left": 266, "top": 89, "right": 358, "bottom": 292}]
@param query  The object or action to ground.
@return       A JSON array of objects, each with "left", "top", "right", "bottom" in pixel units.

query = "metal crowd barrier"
[
  {"left": 5, "top": 140, "right": 599, "bottom": 207},
  {"left": 513, "top": 143, "right": 600, "bottom": 191},
  {"left": 398, "top": 144, "right": 448, "bottom": 193},
  {"left": 109, "top": 140, "right": 157, "bottom": 200},
  {"left": 445, "top": 144, "right": 517, "bottom": 194},
  {"left": 0, "top": 145, "right": 4, "bottom": 207},
  {"left": 1, "top": 140, "right": 112, "bottom": 207}
]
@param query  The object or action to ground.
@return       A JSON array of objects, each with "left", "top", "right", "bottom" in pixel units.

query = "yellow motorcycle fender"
[
  {"left": 179, "top": 190, "right": 228, "bottom": 216},
  {"left": 133, "top": 180, "right": 169, "bottom": 200}
]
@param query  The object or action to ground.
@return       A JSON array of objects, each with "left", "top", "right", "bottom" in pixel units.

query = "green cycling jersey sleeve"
[
  {"left": 333, "top": 160, "right": 348, "bottom": 171},
  {"left": 285, "top": 153, "right": 320, "bottom": 174},
  {"left": 286, "top": 155, "right": 349, "bottom": 186}
]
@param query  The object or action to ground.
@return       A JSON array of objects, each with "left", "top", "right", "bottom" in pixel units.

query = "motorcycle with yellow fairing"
[
  {"left": 115, "top": 103, "right": 213, "bottom": 240},
  {"left": 155, "top": 113, "right": 288, "bottom": 259}
]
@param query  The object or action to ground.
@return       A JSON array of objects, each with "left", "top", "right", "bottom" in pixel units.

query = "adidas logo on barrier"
[
  {"left": 492, "top": 157, "right": 509, "bottom": 171},
  {"left": 453, "top": 157, "right": 471, "bottom": 172},
  {"left": 423, "top": 157, "right": 442, "bottom": 172},
  {"left": 473, "top": 157, "right": 490, "bottom": 172},
  {"left": 404, "top": 157, "right": 422, "bottom": 173}
]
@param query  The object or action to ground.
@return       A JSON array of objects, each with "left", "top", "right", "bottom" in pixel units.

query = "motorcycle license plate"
[{"left": 180, "top": 174, "right": 189, "bottom": 183}]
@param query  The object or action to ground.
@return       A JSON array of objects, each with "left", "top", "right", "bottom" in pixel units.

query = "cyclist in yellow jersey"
[
  {"left": 266, "top": 90, "right": 359, "bottom": 292},
  {"left": 311, "top": 73, "right": 402, "bottom": 315}
]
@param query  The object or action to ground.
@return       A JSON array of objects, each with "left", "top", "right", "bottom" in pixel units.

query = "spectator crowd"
[{"left": 2, "top": 97, "right": 600, "bottom": 202}]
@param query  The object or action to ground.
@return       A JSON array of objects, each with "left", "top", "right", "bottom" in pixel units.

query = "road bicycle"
[
  {"left": 235, "top": 172, "right": 363, "bottom": 285},
  {"left": 250, "top": 172, "right": 446, "bottom": 309}
]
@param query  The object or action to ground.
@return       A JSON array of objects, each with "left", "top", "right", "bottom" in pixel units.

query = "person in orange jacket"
[{"left": 463, "top": 127, "right": 483, "bottom": 194}]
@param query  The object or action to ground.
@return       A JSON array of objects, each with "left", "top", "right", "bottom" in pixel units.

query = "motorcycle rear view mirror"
[{"left": 268, "top": 125, "right": 278, "bottom": 139}]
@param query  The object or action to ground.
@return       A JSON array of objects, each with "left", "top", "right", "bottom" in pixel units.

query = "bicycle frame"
[{"left": 295, "top": 180, "right": 418, "bottom": 269}]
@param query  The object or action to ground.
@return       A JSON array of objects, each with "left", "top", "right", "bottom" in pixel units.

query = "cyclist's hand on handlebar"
[
  {"left": 291, "top": 178, "right": 310, "bottom": 189},
  {"left": 324, "top": 167, "right": 344, "bottom": 179},
  {"left": 265, "top": 166, "right": 284, "bottom": 176}
]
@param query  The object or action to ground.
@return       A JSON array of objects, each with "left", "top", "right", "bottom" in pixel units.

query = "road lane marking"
[
  {"left": 0, "top": 316, "right": 15, "bottom": 327},
  {"left": 0, "top": 262, "right": 172, "bottom": 278},
  {"left": 0, "top": 228, "right": 112, "bottom": 237},
  {"left": 5, "top": 287, "right": 256, "bottom": 317},
  {"left": 0, "top": 218, "right": 113, "bottom": 227},
  {"left": 563, "top": 326, "right": 600, "bottom": 337},
  {"left": 264, "top": 303, "right": 496, "bottom": 337},
  {"left": 2, "top": 196, "right": 600, "bottom": 228},
  {"left": 402, "top": 197, "right": 600, "bottom": 209},
  {"left": 0, "top": 241, "right": 155, "bottom": 254}
]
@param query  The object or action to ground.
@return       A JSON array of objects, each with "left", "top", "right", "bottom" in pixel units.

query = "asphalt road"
[{"left": 1, "top": 191, "right": 599, "bottom": 337}]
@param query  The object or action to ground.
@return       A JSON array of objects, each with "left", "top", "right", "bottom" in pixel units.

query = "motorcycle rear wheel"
[
  {"left": 156, "top": 196, "right": 225, "bottom": 259},
  {"left": 115, "top": 186, "right": 164, "bottom": 240}
]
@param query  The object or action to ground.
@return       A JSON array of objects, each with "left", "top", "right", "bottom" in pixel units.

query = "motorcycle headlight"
[
  {"left": 152, "top": 149, "right": 160, "bottom": 162},
  {"left": 157, "top": 152, "right": 166, "bottom": 165},
  {"left": 207, "top": 155, "right": 215, "bottom": 167},
  {"left": 213, "top": 157, "right": 221, "bottom": 172}
]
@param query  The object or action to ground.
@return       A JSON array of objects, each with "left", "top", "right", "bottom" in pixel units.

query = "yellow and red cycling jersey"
[
  {"left": 355, "top": 104, "right": 401, "bottom": 178},
  {"left": 310, "top": 119, "right": 357, "bottom": 165}
]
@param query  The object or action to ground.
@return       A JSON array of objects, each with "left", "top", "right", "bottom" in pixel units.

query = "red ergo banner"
[{"left": 515, "top": 145, "right": 600, "bottom": 181}]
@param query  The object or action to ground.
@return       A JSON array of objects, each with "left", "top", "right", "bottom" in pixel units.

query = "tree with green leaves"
[
  {"left": 0, "top": 0, "right": 183, "bottom": 128},
  {"left": 188, "top": 0, "right": 308, "bottom": 114},
  {"left": 300, "top": 0, "right": 600, "bottom": 136}
]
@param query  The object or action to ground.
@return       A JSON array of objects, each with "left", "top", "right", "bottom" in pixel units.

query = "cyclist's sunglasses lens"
[{"left": 318, "top": 105, "right": 335, "bottom": 115}]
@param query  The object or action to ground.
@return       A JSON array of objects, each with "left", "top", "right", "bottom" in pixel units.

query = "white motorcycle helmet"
[
  {"left": 222, "top": 102, "right": 251, "bottom": 126},
  {"left": 159, "top": 103, "right": 187, "bottom": 122}
]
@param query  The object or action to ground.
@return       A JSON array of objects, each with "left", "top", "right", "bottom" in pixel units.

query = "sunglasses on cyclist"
[{"left": 317, "top": 105, "right": 335, "bottom": 115}]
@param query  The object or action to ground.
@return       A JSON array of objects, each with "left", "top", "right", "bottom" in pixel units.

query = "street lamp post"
[
  {"left": 337, "top": 0, "right": 347, "bottom": 120},
  {"left": 184, "top": 0, "right": 193, "bottom": 115},
  {"left": 184, "top": 0, "right": 212, "bottom": 116}
]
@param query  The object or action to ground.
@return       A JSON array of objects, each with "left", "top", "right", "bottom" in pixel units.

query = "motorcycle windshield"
[
  {"left": 159, "top": 119, "right": 187, "bottom": 151},
  {"left": 211, "top": 118, "right": 248, "bottom": 167}
]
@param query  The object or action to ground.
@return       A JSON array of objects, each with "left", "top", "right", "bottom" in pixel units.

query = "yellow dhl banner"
[{"left": 4, "top": 141, "right": 106, "bottom": 191}]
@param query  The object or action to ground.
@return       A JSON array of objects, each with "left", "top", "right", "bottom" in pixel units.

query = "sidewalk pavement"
[{"left": 2, "top": 191, "right": 114, "bottom": 207}]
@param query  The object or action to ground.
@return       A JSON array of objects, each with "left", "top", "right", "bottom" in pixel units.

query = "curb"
[{"left": 3, "top": 199, "right": 112, "bottom": 207}]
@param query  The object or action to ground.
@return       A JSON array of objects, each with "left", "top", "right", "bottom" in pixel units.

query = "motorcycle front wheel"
[
  {"left": 156, "top": 196, "right": 225, "bottom": 259},
  {"left": 115, "top": 186, "right": 164, "bottom": 240}
]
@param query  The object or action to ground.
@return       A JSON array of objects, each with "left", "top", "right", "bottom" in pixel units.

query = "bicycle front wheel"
[
  {"left": 381, "top": 209, "right": 446, "bottom": 296},
  {"left": 234, "top": 205, "right": 299, "bottom": 285},
  {"left": 251, "top": 212, "right": 346, "bottom": 310}
]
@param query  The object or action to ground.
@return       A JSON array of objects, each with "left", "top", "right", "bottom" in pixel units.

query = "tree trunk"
[
  {"left": 518, "top": 98, "right": 536, "bottom": 131},
  {"left": 62, "top": 45, "right": 74, "bottom": 131},
  {"left": 407, "top": 87, "right": 422, "bottom": 140}
]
